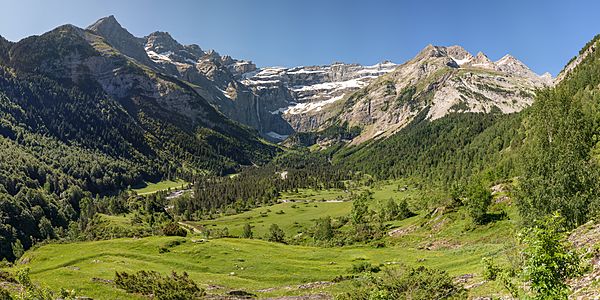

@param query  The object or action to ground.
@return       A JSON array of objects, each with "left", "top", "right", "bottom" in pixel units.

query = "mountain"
[
  {"left": 555, "top": 34, "right": 600, "bottom": 84},
  {"left": 288, "top": 45, "right": 552, "bottom": 143},
  {"left": 84, "top": 18, "right": 294, "bottom": 141},
  {"left": 2, "top": 21, "right": 276, "bottom": 179},
  {"left": 242, "top": 61, "right": 398, "bottom": 138},
  {"left": 81, "top": 17, "right": 551, "bottom": 145}
]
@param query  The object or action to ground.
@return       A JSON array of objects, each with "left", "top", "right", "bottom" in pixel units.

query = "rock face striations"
[
  {"left": 82, "top": 16, "right": 551, "bottom": 143},
  {"left": 282, "top": 45, "right": 552, "bottom": 143}
]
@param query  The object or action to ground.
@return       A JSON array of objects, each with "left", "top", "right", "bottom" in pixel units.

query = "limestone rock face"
[
  {"left": 84, "top": 16, "right": 552, "bottom": 143},
  {"left": 283, "top": 45, "right": 553, "bottom": 143},
  {"left": 242, "top": 62, "right": 398, "bottom": 133},
  {"left": 87, "top": 16, "right": 154, "bottom": 66}
]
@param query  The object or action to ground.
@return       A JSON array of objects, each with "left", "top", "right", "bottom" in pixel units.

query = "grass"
[
  {"left": 132, "top": 179, "right": 188, "bottom": 195},
  {"left": 6, "top": 179, "right": 518, "bottom": 299},
  {"left": 15, "top": 236, "right": 507, "bottom": 299},
  {"left": 190, "top": 201, "right": 352, "bottom": 238}
]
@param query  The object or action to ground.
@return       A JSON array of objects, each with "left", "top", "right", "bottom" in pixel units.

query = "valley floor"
[{"left": 3, "top": 180, "right": 521, "bottom": 299}]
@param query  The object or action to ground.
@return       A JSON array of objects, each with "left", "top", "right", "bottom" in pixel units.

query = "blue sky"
[{"left": 1, "top": 0, "right": 599, "bottom": 75}]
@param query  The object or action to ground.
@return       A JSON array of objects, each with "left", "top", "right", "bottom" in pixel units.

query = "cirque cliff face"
[
  {"left": 84, "top": 16, "right": 551, "bottom": 143},
  {"left": 241, "top": 62, "right": 398, "bottom": 137},
  {"left": 275, "top": 45, "right": 552, "bottom": 143}
]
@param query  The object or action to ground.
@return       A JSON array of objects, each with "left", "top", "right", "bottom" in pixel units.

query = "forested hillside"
[{"left": 0, "top": 25, "right": 276, "bottom": 260}]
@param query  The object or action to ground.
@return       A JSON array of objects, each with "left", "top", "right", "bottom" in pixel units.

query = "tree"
[
  {"left": 267, "top": 224, "right": 285, "bottom": 243},
  {"left": 383, "top": 198, "right": 413, "bottom": 221},
  {"left": 384, "top": 198, "right": 399, "bottom": 221},
  {"left": 351, "top": 192, "right": 370, "bottom": 225},
  {"left": 38, "top": 217, "right": 55, "bottom": 240},
  {"left": 11, "top": 239, "right": 24, "bottom": 260},
  {"left": 313, "top": 217, "right": 333, "bottom": 241},
  {"left": 517, "top": 85, "right": 600, "bottom": 228},
  {"left": 464, "top": 182, "right": 491, "bottom": 225},
  {"left": 484, "top": 213, "right": 584, "bottom": 299},
  {"left": 522, "top": 213, "right": 583, "bottom": 299},
  {"left": 241, "top": 223, "right": 253, "bottom": 239}
]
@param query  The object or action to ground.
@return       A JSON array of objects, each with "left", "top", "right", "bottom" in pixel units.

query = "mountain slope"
[
  {"left": 287, "top": 45, "right": 551, "bottom": 143},
  {"left": 0, "top": 21, "right": 279, "bottom": 260}
]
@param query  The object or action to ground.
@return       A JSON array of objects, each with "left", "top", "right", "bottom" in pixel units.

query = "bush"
[
  {"left": 267, "top": 224, "right": 285, "bottom": 243},
  {"left": 521, "top": 213, "right": 584, "bottom": 299},
  {"left": 349, "top": 261, "right": 381, "bottom": 274},
  {"left": 0, "top": 288, "right": 12, "bottom": 300},
  {"left": 241, "top": 223, "right": 253, "bottom": 239},
  {"left": 482, "top": 257, "right": 501, "bottom": 281},
  {"left": 162, "top": 223, "right": 187, "bottom": 237},
  {"left": 464, "top": 182, "right": 491, "bottom": 225},
  {"left": 336, "top": 265, "right": 465, "bottom": 300},
  {"left": 115, "top": 270, "right": 205, "bottom": 300},
  {"left": 312, "top": 217, "right": 334, "bottom": 241}
]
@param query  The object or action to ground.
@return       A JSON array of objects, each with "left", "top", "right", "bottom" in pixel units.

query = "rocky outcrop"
[
  {"left": 87, "top": 16, "right": 154, "bottom": 66},
  {"left": 293, "top": 45, "right": 552, "bottom": 143},
  {"left": 242, "top": 62, "right": 398, "bottom": 133},
  {"left": 555, "top": 36, "right": 599, "bottom": 85}
]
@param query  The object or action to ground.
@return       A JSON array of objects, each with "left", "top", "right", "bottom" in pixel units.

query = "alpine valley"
[{"left": 1, "top": 13, "right": 600, "bottom": 300}]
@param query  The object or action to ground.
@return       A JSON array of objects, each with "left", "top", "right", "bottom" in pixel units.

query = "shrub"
[
  {"left": 482, "top": 257, "right": 501, "bottom": 281},
  {"left": 313, "top": 217, "right": 334, "bottom": 241},
  {"left": 349, "top": 261, "right": 381, "bottom": 274},
  {"left": 465, "top": 182, "right": 492, "bottom": 225},
  {"left": 115, "top": 270, "right": 205, "bottom": 300},
  {"left": 162, "top": 223, "right": 187, "bottom": 237},
  {"left": 0, "top": 288, "right": 12, "bottom": 300},
  {"left": 267, "top": 224, "right": 285, "bottom": 243},
  {"left": 521, "top": 213, "right": 584, "bottom": 299},
  {"left": 336, "top": 265, "right": 465, "bottom": 300},
  {"left": 241, "top": 223, "right": 253, "bottom": 239}
]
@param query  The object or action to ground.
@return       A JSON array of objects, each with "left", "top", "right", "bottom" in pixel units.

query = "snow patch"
[
  {"left": 450, "top": 56, "right": 471, "bottom": 66},
  {"left": 284, "top": 95, "right": 344, "bottom": 115}
]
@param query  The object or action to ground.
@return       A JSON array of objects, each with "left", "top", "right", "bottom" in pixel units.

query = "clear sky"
[{"left": 1, "top": 0, "right": 598, "bottom": 75}]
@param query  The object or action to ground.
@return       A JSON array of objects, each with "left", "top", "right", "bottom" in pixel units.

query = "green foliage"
[
  {"left": 0, "top": 288, "right": 11, "bottom": 300},
  {"left": 162, "top": 223, "right": 187, "bottom": 237},
  {"left": 267, "top": 224, "right": 285, "bottom": 243},
  {"left": 334, "top": 112, "right": 523, "bottom": 185},
  {"left": 336, "top": 266, "right": 466, "bottom": 300},
  {"left": 351, "top": 192, "right": 371, "bottom": 225},
  {"left": 114, "top": 270, "right": 205, "bottom": 300},
  {"left": 485, "top": 214, "right": 584, "bottom": 299},
  {"left": 464, "top": 182, "right": 492, "bottom": 225},
  {"left": 241, "top": 223, "right": 253, "bottom": 239},
  {"left": 14, "top": 268, "right": 65, "bottom": 300},
  {"left": 382, "top": 198, "right": 413, "bottom": 221},
  {"left": 521, "top": 214, "right": 584, "bottom": 299},
  {"left": 312, "top": 217, "right": 334, "bottom": 241},
  {"left": 481, "top": 257, "right": 501, "bottom": 281},
  {"left": 349, "top": 261, "right": 381, "bottom": 274},
  {"left": 11, "top": 240, "right": 23, "bottom": 260},
  {"left": 516, "top": 34, "right": 600, "bottom": 228}
]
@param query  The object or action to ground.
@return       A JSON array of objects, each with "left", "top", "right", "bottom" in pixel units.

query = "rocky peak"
[
  {"left": 446, "top": 45, "right": 474, "bottom": 65},
  {"left": 87, "top": 16, "right": 152, "bottom": 65},
  {"left": 87, "top": 15, "right": 121, "bottom": 32},
  {"left": 145, "top": 31, "right": 184, "bottom": 54},
  {"left": 184, "top": 44, "right": 205, "bottom": 58},
  {"left": 495, "top": 54, "right": 530, "bottom": 75},
  {"left": 467, "top": 51, "right": 495, "bottom": 69},
  {"left": 416, "top": 44, "right": 448, "bottom": 59}
]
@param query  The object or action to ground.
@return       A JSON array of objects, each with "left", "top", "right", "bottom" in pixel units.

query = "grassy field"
[
  {"left": 132, "top": 179, "right": 189, "bottom": 195},
  {"left": 191, "top": 201, "right": 353, "bottom": 238},
  {"left": 5, "top": 179, "right": 518, "bottom": 299},
  {"left": 15, "top": 235, "right": 508, "bottom": 299}
]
